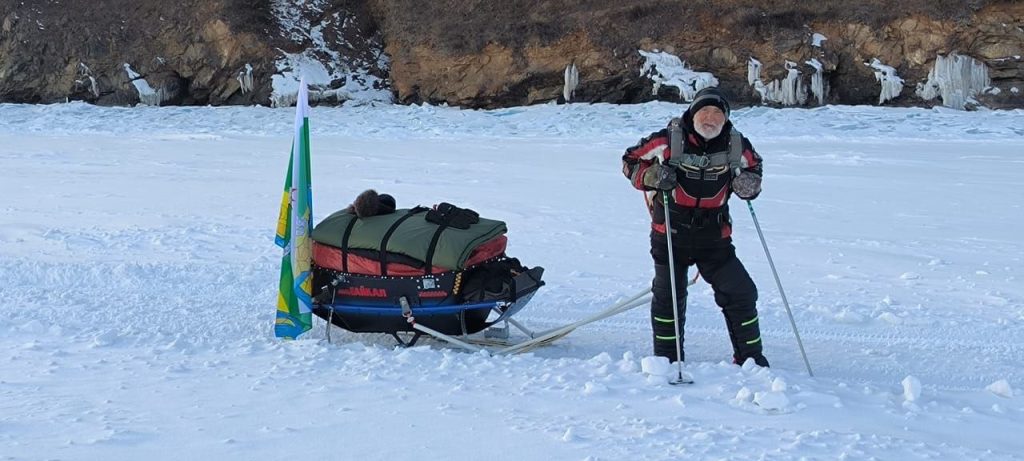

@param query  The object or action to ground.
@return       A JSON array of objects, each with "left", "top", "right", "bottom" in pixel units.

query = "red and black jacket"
[{"left": 622, "top": 114, "right": 762, "bottom": 242}]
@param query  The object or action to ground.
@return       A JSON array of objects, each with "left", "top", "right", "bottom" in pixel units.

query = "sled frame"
[{"left": 389, "top": 289, "right": 653, "bottom": 354}]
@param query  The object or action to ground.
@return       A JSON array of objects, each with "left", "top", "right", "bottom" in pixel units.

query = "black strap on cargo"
[
  {"left": 378, "top": 207, "right": 427, "bottom": 276},
  {"left": 340, "top": 218, "right": 359, "bottom": 273},
  {"left": 423, "top": 224, "right": 448, "bottom": 275}
]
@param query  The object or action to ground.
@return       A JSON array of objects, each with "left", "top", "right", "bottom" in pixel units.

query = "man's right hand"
[{"left": 642, "top": 163, "right": 677, "bottom": 190}]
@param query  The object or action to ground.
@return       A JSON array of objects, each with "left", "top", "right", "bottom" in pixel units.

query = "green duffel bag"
[{"left": 311, "top": 206, "right": 507, "bottom": 272}]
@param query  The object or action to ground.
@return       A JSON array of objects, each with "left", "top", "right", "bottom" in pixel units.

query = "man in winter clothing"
[{"left": 621, "top": 86, "right": 769, "bottom": 367}]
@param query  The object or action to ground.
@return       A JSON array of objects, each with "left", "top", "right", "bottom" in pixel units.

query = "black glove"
[
  {"left": 642, "top": 163, "right": 677, "bottom": 190},
  {"left": 732, "top": 171, "right": 762, "bottom": 199}
]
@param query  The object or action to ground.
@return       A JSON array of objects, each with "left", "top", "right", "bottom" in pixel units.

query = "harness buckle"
[{"left": 694, "top": 155, "right": 710, "bottom": 168}]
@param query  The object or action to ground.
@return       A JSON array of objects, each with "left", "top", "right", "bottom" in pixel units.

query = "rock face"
[
  {"left": 1, "top": 0, "right": 1022, "bottom": 109},
  {"left": 370, "top": 0, "right": 1024, "bottom": 109},
  {"left": 0, "top": 0, "right": 387, "bottom": 106},
  {"left": 1, "top": 0, "right": 275, "bottom": 105}
]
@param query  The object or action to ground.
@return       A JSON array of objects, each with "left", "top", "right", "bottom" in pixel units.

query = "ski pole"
[
  {"left": 661, "top": 190, "right": 689, "bottom": 385},
  {"left": 745, "top": 200, "right": 813, "bottom": 377}
]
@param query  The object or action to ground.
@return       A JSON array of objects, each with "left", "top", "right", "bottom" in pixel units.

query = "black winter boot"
[
  {"left": 723, "top": 311, "right": 766, "bottom": 367},
  {"left": 734, "top": 354, "right": 770, "bottom": 367}
]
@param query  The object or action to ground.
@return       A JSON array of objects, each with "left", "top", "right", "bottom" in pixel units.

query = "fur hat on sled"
[{"left": 347, "top": 189, "right": 396, "bottom": 218}]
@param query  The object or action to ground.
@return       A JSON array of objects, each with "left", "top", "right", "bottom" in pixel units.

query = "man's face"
[{"left": 693, "top": 105, "right": 726, "bottom": 140}]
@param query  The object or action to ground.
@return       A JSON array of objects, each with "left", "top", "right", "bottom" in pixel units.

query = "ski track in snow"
[{"left": 1, "top": 102, "right": 1022, "bottom": 460}]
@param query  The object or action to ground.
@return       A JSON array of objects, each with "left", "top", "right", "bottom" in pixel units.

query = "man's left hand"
[{"left": 732, "top": 171, "right": 762, "bottom": 200}]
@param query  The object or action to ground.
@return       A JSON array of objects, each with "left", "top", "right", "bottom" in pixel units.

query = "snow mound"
[
  {"left": 754, "top": 390, "right": 790, "bottom": 411},
  {"left": 902, "top": 375, "right": 922, "bottom": 402},
  {"left": 986, "top": 380, "right": 1014, "bottom": 398}
]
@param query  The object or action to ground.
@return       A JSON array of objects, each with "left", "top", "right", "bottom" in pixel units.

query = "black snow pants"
[{"left": 649, "top": 231, "right": 767, "bottom": 366}]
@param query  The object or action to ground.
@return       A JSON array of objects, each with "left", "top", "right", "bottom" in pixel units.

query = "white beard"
[{"left": 695, "top": 123, "right": 723, "bottom": 140}]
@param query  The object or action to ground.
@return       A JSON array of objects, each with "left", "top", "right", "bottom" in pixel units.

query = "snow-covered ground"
[{"left": 1, "top": 101, "right": 1022, "bottom": 460}]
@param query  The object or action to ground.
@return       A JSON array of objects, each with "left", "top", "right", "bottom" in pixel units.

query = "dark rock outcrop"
[{"left": 0, "top": 0, "right": 387, "bottom": 106}]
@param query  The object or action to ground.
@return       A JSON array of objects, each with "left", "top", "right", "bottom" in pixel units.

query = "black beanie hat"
[{"left": 687, "top": 86, "right": 730, "bottom": 119}]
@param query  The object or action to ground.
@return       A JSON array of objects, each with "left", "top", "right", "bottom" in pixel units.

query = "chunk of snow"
[
  {"left": 811, "top": 33, "right": 828, "bottom": 47},
  {"left": 237, "top": 64, "right": 254, "bottom": 94},
  {"left": 834, "top": 309, "right": 864, "bottom": 323},
  {"left": 868, "top": 58, "right": 905, "bottom": 104},
  {"left": 756, "top": 61, "right": 806, "bottom": 106},
  {"left": 735, "top": 386, "right": 754, "bottom": 402},
  {"left": 741, "top": 357, "right": 764, "bottom": 371},
  {"left": 876, "top": 312, "right": 902, "bottom": 324},
  {"left": 638, "top": 50, "right": 718, "bottom": 101},
  {"left": 748, "top": 57, "right": 762, "bottom": 86},
  {"left": 123, "top": 63, "right": 164, "bottom": 106},
  {"left": 986, "top": 379, "right": 1014, "bottom": 398},
  {"left": 582, "top": 381, "right": 608, "bottom": 395},
  {"left": 915, "top": 53, "right": 991, "bottom": 109},
  {"left": 588, "top": 352, "right": 613, "bottom": 365},
  {"left": 902, "top": 375, "right": 922, "bottom": 401},
  {"left": 771, "top": 377, "right": 788, "bottom": 392},
  {"left": 805, "top": 58, "right": 825, "bottom": 105},
  {"left": 563, "top": 63, "right": 579, "bottom": 102},
  {"left": 91, "top": 330, "right": 120, "bottom": 348},
  {"left": 78, "top": 63, "right": 100, "bottom": 97},
  {"left": 640, "top": 355, "right": 672, "bottom": 376},
  {"left": 754, "top": 391, "right": 790, "bottom": 410},
  {"left": 617, "top": 352, "right": 639, "bottom": 373}
]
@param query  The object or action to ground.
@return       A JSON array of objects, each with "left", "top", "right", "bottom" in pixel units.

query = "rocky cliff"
[
  {"left": 370, "top": 0, "right": 1024, "bottom": 109},
  {"left": 1, "top": 0, "right": 1021, "bottom": 109},
  {"left": 0, "top": 0, "right": 387, "bottom": 106}
]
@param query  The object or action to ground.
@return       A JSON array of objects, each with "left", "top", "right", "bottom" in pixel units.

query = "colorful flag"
[{"left": 275, "top": 79, "right": 314, "bottom": 339}]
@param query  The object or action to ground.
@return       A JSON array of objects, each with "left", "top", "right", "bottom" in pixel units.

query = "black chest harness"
[
  {"left": 659, "top": 118, "right": 746, "bottom": 232},
  {"left": 665, "top": 117, "right": 745, "bottom": 177}
]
